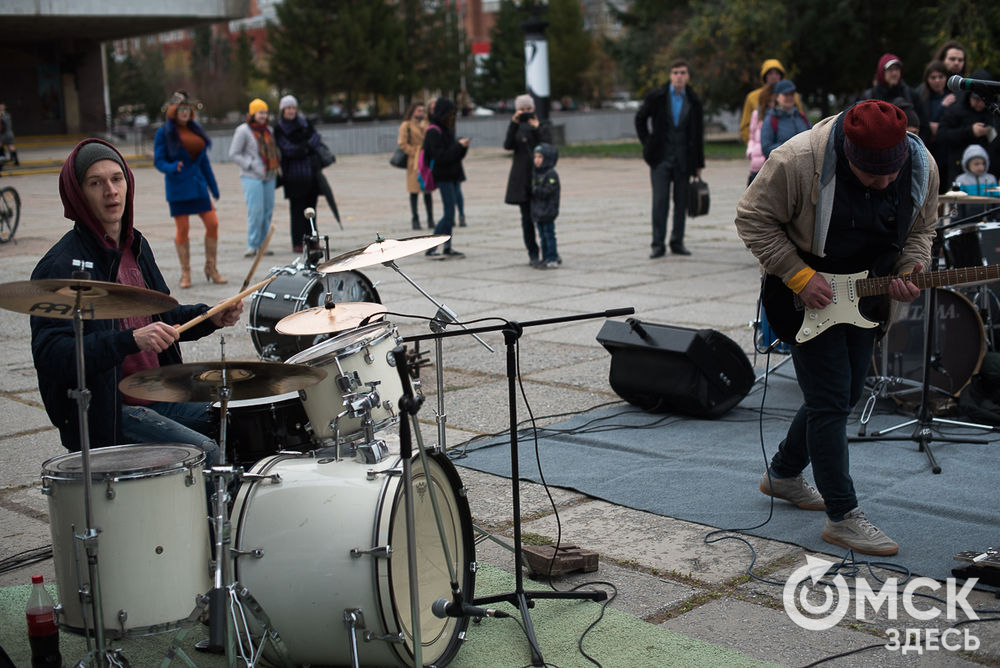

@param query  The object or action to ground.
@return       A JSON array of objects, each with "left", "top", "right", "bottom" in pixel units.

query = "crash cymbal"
[
  {"left": 275, "top": 302, "right": 387, "bottom": 336},
  {"left": 0, "top": 279, "right": 179, "bottom": 320},
  {"left": 939, "top": 191, "right": 1000, "bottom": 205},
  {"left": 119, "top": 361, "right": 327, "bottom": 403},
  {"left": 316, "top": 234, "right": 450, "bottom": 273}
]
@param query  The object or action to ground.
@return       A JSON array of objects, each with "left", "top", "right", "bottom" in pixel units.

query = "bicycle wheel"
[{"left": 0, "top": 186, "right": 19, "bottom": 243}]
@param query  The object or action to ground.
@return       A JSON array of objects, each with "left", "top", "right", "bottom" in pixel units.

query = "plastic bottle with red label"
[{"left": 25, "top": 574, "right": 61, "bottom": 668}]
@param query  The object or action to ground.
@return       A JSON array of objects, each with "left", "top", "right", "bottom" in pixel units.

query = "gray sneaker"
[
  {"left": 822, "top": 508, "right": 899, "bottom": 556},
  {"left": 759, "top": 470, "right": 825, "bottom": 510}
]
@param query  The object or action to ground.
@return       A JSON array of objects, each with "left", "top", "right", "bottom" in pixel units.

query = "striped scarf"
[{"left": 250, "top": 122, "right": 280, "bottom": 171}]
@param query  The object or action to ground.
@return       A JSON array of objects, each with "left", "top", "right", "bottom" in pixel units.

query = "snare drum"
[
  {"left": 249, "top": 264, "right": 379, "bottom": 361},
  {"left": 231, "top": 451, "right": 474, "bottom": 667},
  {"left": 286, "top": 321, "right": 408, "bottom": 443},
  {"left": 874, "top": 288, "right": 985, "bottom": 405},
  {"left": 41, "top": 444, "right": 210, "bottom": 638},
  {"left": 217, "top": 392, "right": 312, "bottom": 466}
]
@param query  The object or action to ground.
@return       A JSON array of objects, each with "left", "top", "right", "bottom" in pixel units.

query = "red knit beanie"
[{"left": 843, "top": 100, "right": 909, "bottom": 175}]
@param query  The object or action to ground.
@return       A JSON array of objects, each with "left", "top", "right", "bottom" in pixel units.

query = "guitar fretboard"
[{"left": 857, "top": 265, "right": 1000, "bottom": 297}]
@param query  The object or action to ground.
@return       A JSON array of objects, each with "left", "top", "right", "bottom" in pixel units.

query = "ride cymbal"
[
  {"left": 939, "top": 192, "right": 999, "bottom": 205},
  {"left": 119, "top": 361, "right": 327, "bottom": 403},
  {"left": 0, "top": 279, "right": 179, "bottom": 320},
  {"left": 275, "top": 302, "right": 387, "bottom": 336},
  {"left": 316, "top": 234, "right": 450, "bottom": 273}
]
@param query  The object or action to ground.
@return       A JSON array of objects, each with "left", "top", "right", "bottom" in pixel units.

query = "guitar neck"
[{"left": 858, "top": 265, "right": 1000, "bottom": 296}]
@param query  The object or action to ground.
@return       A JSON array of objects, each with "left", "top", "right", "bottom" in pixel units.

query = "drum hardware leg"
[{"left": 343, "top": 609, "right": 365, "bottom": 668}]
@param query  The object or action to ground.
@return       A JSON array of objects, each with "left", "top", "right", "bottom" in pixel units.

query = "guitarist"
[{"left": 735, "top": 100, "right": 939, "bottom": 556}]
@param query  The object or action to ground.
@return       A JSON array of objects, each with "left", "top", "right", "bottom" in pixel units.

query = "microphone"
[
  {"left": 431, "top": 598, "right": 510, "bottom": 619},
  {"left": 947, "top": 75, "right": 1000, "bottom": 97}
]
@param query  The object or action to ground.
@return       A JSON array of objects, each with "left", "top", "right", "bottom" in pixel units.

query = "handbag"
[
  {"left": 687, "top": 177, "right": 710, "bottom": 217},
  {"left": 314, "top": 141, "right": 336, "bottom": 168},
  {"left": 390, "top": 147, "right": 408, "bottom": 169}
]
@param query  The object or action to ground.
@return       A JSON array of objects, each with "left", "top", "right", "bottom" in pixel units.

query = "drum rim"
[
  {"left": 943, "top": 220, "right": 1000, "bottom": 238},
  {"left": 41, "top": 443, "right": 205, "bottom": 481},
  {"left": 286, "top": 320, "right": 396, "bottom": 367},
  {"left": 379, "top": 452, "right": 476, "bottom": 666}
]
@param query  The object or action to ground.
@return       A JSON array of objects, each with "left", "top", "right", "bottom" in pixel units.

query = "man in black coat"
[
  {"left": 30, "top": 139, "right": 242, "bottom": 461},
  {"left": 635, "top": 60, "right": 705, "bottom": 258}
]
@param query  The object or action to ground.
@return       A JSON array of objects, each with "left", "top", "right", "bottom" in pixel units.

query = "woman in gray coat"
[{"left": 229, "top": 99, "right": 280, "bottom": 256}]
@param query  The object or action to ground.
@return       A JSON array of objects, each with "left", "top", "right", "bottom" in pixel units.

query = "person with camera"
[{"left": 504, "top": 94, "right": 551, "bottom": 267}]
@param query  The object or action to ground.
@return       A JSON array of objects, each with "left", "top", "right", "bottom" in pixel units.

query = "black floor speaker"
[{"left": 597, "top": 319, "right": 754, "bottom": 418}]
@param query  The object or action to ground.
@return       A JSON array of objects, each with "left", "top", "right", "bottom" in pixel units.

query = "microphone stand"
[{"left": 404, "top": 307, "right": 633, "bottom": 666}]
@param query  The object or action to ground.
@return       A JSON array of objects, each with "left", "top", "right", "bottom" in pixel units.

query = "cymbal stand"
[
  {"left": 177, "top": 336, "right": 292, "bottom": 667},
  {"left": 850, "top": 229, "right": 994, "bottom": 472},
  {"left": 380, "top": 258, "right": 495, "bottom": 450},
  {"left": 404, "top": 307, "right": 632, "bottom": 666},
  {"left": 65, "top": 261, "right": 125, "bottom": 667}
]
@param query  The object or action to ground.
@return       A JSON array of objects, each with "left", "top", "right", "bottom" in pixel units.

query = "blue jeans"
[
  {"left": 121, "top": 402, "right": 219, "bottom": 468},
  {"left": 536, "top": 220, "right": 559, "bottom": 262},
  {"left": 434, "top": 181, "right": 458, "bottom": 250},
  {"left": 769, "top": 325, "right": 877, "bottom": 520},
  {"left": 241, "top": 176, "right": 276, "bottom": 250},
  {"left": 650, "top": 160, "right": 689, "bottom": 250},
  {"left": 455, "top": 182, "right": 465, "bottom": 217}
]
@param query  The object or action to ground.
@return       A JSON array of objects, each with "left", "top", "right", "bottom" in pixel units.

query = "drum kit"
[
  {"left": 857, "top": 191, "right": 1000, "bottom": 471},
  {"left": 0, "top": 232, "right": 503, "bottom": 667}
]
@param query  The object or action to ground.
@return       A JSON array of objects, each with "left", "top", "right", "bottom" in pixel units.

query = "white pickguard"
[{"left": 795, "top": 270, "right": 879, "bottom": 343}]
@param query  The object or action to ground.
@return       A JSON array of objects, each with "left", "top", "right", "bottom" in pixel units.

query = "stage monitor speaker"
[{"left": 596, "top": 319, "right": 754, "bottom": 419}]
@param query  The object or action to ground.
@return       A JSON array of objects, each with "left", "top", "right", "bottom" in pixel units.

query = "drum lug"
[
  {"left": 185, "top": 469, "right": 196, "bottom": 487},
  {"left": 470, "top": 560, "right": 478, "bottom": 574},
  {"left": 364, "top": 345, "right": 374, "bottom": 365},
  {"left": 242, "top": 472, "right": 282, "bottom": 484},
  {"left": 351, "top": 545, "right": 392, "bottom": 559},
  {"left": 366, "top": 468, "right": 398, "bottom": 481},
  {"left": 231, "top": 547, "right": 265, "bottom": 559},
  {"left": 105, "top": 479, "right": 115, "bottom": 500},
  {"left": 41, "top": 479, "right": 52, "bottom": 496},
  {"left": 117, "top": 609, "right": 127, "bottom": 636},
  {"left": 364, "top": 631, "right": 404, "bottom": 644}
]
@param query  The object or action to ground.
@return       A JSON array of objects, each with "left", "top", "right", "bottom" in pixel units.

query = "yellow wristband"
[{"left": 788, "top": 267, "right": 816, "bottom": 294}]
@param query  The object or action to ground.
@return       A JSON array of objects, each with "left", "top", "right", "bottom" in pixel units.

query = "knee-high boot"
[
  {"left": 204, "top": 237, "right": 228, "bottom": 284},
  {"left": 175, "top": 241, "right": 192, "bottom": 288}
]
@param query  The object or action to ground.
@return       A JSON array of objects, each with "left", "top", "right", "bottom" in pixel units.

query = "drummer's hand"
[
  {"left": 889, "top": 264, "right": 923, "bottom": 303},
  {"left": 798, "top": 273, "right": 834, "bottom": 310},
  {"left": 133, "top": 322, "right": 180, "bottom": 353},
  {"left": 210, "top": 299, "right": 244, "bottom": 328}
]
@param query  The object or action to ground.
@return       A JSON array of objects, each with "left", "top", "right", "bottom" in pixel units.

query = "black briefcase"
[{"left": 687, "top": 177, "right": 710, "bottom": 217}]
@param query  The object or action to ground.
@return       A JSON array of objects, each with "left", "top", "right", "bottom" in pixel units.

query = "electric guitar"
[{"left": 761, "top": 265, "right": 1000, "bottom": 344}]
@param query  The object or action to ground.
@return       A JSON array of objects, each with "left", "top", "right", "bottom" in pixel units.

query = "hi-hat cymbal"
[
  {"left": 276, "top": 302, "right": 387, "bottom": 336},
  {"left": 939, "top": 192, "right": 1000, "bottom": 205},
  {"left": 0, "top": 279, "right": 179, "bottom": 320},
  {"left": 119, "top": 361, "right": 327, "bottom": 403},
  {"left": 316, "top": 234, "right": 450, "bottom": 273}
]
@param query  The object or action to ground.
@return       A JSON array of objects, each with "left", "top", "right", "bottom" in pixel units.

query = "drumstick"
[
  {"left": 175, "top": 275, "right": 276, "bottom": 334},
  {"left": 241, "top": 225, "right": 276, "bottom": 291}
]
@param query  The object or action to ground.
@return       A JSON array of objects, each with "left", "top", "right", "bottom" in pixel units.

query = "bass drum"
[
  {"left": 231, "top": 451, "right": 475, "bottom": 667},
  {"left": 874, "top": 288, "right": 985, "bottom": 407},
  {"left": 249, "top": 264, "right": 379, "bottom": 361}
]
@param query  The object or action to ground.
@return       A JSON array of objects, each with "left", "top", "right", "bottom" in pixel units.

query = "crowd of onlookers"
[{"left": 739, "top": 41, "right": 1000, "bottom": 197}]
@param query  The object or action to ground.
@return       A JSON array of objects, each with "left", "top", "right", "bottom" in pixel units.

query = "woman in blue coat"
[{"left": 154, "top": 91, "right": 227, "bottom": 287}]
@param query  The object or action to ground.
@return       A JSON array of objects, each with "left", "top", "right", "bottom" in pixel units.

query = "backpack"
[
  {"left": 417, "top": 124, "right": 440, "bottom": 192},
  {"left": 769, "top": 110, "right": 809, "bottom": 135}
]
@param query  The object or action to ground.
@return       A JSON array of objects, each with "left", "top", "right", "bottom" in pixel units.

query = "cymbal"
[
  {"left": 939, "top": 192, "right": 1000, "bottom": 205},
  {"left": 276, "top": 302, "right": 387, "bottom": 336},
  {"left": 0, "top": 279, "right": 179, "bottom": 320},
  {"left": 316, "top": 234, "right": 450, "bottom": 273},
  {"left": 119, "top": 361, "right": 327, "bottom": 403}
]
